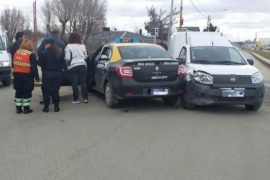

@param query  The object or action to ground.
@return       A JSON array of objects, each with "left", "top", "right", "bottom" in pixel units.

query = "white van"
[
  {"left": 0, "top": 27, "right": 11, "bottom": 86},
  {"left": 168, "top": 32, "right": 265, "bottom": 111}
]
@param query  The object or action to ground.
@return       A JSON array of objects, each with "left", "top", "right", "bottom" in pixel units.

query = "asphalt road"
[{"left": 0, "top": 52, "right": 270, "bottom": 180}]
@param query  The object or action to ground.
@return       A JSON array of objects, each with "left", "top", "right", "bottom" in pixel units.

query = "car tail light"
[
  {"left": 178, "top": 65, "right": 185, "bottom": 77},
  {"left": 116, "top": 66, "right": 133, "bottom": 78}
]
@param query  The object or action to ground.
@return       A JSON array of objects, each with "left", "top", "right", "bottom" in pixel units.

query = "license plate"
[
  {"left": 222, "top": 90, "right": 244, "bottom": 97},
  {"left": 151, "top": 88, "right": 168, "bottom": 95}
]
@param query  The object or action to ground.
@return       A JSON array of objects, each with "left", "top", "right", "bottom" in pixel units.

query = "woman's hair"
[
  {"left": 51, "top": 44, "right": 62, "bottom": 60},
  {"left": 67, "top": 32, "right": 82, "bottom": 44},
  {"left": 20, "top": 38, "right": 33, "bottom": 51}
]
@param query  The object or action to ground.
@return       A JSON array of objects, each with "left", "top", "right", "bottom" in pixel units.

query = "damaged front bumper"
[{"left": 185, "top": 81, "right": 265, "bottom": 106}]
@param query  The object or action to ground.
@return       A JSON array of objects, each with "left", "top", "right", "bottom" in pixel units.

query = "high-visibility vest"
[{"left": 13, "top": 49, "right": 32, "bottom": 73}]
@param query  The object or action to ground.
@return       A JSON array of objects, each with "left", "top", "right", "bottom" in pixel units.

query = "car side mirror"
[
  {"left": 247, "top": 59, "right": 254, "bottom": 65},
  {"left": 176, "top": 57, "right": 186, "bottom": 64}
]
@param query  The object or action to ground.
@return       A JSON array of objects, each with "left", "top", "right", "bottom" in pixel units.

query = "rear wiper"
[
  {"left": 212, "top": 60, "right": 246, "bottom": 65},
  {"left": 192, "top": 60, "right": 212, "bottom": 64}
]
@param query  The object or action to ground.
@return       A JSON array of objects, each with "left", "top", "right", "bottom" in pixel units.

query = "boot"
[
  {"left": 23, "top": 106, "right": 33, "bottom": 114},
  {"left": 16, "top": 106, "right": 22, "bottom": 114},
  {"left": 54, "top": 104, "right": 60, "bottom": 112},
  {"left": 43, "top": 105, "right": 49, "bottom": 112}
]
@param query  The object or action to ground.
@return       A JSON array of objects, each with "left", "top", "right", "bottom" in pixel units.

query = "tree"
[
  {"left": 203, "top": 23, "right": 217, "bottom": 32},
  {"left": 40, "top": 0, "right": 107, "bottom": 43},
  {"left": 0, "top": 7, "right": 30, "bottom": 42},
  {"left": 144, "top": 5, "right": 179, "bottom": 41}
]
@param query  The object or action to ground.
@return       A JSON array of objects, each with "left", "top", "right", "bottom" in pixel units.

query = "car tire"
[
  {"left": 105, "top": 82, "right": 119, "bottom": 108},
  {"left": 2, "top": 79, "right": 11, "bottom": 86},
  {"left": 245, "top": 102, "right": 262, "bottom": 111},
  {"left": 181, "top": 92, "right": 195, "bottom": 110},
  {"left": 162, "top": 96, "right": 178, "bottom": 105}
]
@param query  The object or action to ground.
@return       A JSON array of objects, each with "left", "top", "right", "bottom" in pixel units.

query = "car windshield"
[
  {"left": 0, "top": 37, "right": 5, "bottom": 50},
  {"left": 190, "top": 46, "right": 247, "bottom": 65},
  {"left": 118, "top": 45, "right": 171, "bottom": 59}
]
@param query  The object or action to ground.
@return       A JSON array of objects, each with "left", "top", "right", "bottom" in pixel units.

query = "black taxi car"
[{"left": 87, "top": 38, "right": 186, "bottom": 108}]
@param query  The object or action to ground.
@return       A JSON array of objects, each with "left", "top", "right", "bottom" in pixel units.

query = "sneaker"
[
  {"left": 72, "top": 100, "right": 80, "bottom": 104},
  {"left": 83, "top": 99, "right": 88, "bottom": 103}
]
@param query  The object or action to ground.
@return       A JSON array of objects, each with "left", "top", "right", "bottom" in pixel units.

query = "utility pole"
[
  {"left": 207, "top": 15, "right": 211, "bottom": 31},
  {"left": 167, "top": 0, "right": 174, "bottom": 41},
  {"left": 179, "top": 0, "right": 183, "bottom": 31},
  {"left": 33, "top": 0, "right": 38, "bottom": 53}
]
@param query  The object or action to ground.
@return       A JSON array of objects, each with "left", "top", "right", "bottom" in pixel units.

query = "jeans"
[{"left": 69, "top": 65, "right": 88, "bottom": 100}]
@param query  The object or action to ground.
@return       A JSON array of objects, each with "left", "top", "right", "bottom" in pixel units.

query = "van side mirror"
[
  {"left": 247, "top": 59, "right": 254, "bottom": 65},
  {"left": 176, "top": 57, "right": 186, "bottom": 64}
]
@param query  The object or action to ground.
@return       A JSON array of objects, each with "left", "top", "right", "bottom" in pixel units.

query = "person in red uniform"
[{"left": 13, "top": 38, "right": 40, "bottom": 114}]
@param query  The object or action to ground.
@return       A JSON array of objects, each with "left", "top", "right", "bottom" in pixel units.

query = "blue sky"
[{"left": 1, "top": 0, "right": 270, "bottom": 41}]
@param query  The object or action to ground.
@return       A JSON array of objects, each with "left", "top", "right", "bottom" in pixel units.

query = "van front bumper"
[
  {"left": 0, "top": 67, "right": 11, "bottom": 81},
  {"left": 185, "top": 81, "right": 265, "bottom": 106}
]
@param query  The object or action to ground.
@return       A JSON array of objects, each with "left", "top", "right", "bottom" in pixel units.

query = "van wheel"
[
  {"left": 245, "top": 102, "right": 262, "bottom": 111},
  {"left": 181, "top": 92, "right": 195, "bottom": 110},
  {"left": 105, "top": 82, "right": 119, "bottom": 108},
  {"left": 162, "top": 96, "right": 178, "bottom": 105},
  {"left": 2, "top": 79, "right": 11, "bottom": 86}
]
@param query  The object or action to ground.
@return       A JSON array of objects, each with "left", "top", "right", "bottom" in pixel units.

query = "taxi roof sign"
[{"left": 114, "top": 38, "right": 139, "bottom": 43}]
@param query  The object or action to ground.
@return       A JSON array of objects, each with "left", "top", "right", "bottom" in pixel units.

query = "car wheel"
[
  {"left": 181, "top": 92, "right": 195, "bottom": 110},
  {"left": 2, "top": 79, "right": 11, "bottom": 86},
  {"left": 162, "top": 96, "right": 178, "bottom": 105},
  {"left": 105, "top": 82, "right": 119, "bottom": 108},
  {"left": 245, "top": 102, "right": 262, "bottom": 111}
]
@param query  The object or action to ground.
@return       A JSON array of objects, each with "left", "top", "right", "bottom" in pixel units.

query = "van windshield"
[
  {"left": 190, "top": 46, "right": 247, "bottom": 65},
  {"left": 0, "top": 37, "right": 5, "bottom": 50}
]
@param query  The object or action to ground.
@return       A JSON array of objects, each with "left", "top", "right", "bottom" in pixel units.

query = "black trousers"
[
  {"left": 13, "top": 73, "right": 34, "bottom": 99},
  {"left": 42, "top": 70, "right": 62, "bottom": 106},
  {"left": 68, "top": 65, "right": 88, "bottom": 100}
]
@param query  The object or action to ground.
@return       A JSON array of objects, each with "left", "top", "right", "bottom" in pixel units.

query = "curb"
[{"left": 248, "top": 51, "right": 270, "bottom": 67}]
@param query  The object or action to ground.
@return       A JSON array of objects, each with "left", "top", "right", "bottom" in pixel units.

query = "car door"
[{"left": 95, "top": 46, "right": 112, "bottom": 93}]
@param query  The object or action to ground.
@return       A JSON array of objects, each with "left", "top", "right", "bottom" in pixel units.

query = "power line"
[{"left": 189, "top": 0, "right": 207, "bottom": 19}]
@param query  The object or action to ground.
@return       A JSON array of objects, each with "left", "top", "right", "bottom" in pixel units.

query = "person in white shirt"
[{"left": 64, "top": 32, "right": 88, "bottom": 104}]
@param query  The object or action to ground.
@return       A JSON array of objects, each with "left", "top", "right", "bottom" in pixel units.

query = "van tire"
[
  {"left": 181, "top": 93, "right": 195, "bottom": 110},
  {"left": 2, "top": 79, "right": 11, "bottom": 86},
  {"left": 245, "top": 102, "right": 262, "bottom": 111},
  {"left": 105, "top": 82, "right": 119, "bottom": 108},
  {"left": 162, "top": 96, "right": 178, "bottom": 105}
]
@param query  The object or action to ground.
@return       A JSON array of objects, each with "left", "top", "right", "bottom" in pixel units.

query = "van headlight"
[
  {"left": 192, "top": 71, "right": 213, "bottom": 85},
  {"left": 0, "top": 61, "right": 11, "bottom": 67},
  {"left": 251, "top": 72, "right": 263, "bottom": 83}
]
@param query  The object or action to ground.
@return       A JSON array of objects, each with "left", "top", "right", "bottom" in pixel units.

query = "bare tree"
[
  {"left": 0, "top": 7, "right": 29, "bottom": 42},
  {"left": 144, "top": 5, "right": 179, "bottom": 41},
  {"left": 40, "top": 0, "right": 55, "bottom": 35},
  {"left": 52, "top": 0, "right": 74, "bottom": 39}
]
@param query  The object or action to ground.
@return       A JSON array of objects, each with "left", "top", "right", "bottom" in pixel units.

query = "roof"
[
  {"left": 91, "top": 31, "right": 154, "bottom": 43},
  {"left": 177, "top": 26, "right": 200, "bottom": 32}
]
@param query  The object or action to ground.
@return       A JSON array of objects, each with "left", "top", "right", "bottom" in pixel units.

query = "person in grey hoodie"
[{"left": 64, "top": 32, "right": 88, "bottom": 104}]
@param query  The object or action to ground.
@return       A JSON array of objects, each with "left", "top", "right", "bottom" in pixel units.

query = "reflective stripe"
[
  {"left": 14, "top": 98, "right": 23, "bottom": 106},
  {"left": 13, "top": 61, "right": 31, "bottom": 67},
  {"left": 22, "top": 98, "right": 31, "bottom": 106}
]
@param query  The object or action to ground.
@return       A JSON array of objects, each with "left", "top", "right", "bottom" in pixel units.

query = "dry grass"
[{"left": 248, "top": 49, "right": 270, "bottom": 60}]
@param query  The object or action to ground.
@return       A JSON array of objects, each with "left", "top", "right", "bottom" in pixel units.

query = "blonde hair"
[{"left": 20, "top": 38, "right": 34, "bottom": 52}]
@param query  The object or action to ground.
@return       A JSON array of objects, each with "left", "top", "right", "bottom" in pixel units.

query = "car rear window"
[{"left": 118, "top": 45, "right": 171, "bottom": 59}]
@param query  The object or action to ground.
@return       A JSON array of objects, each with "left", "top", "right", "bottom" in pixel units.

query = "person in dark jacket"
[
  {"left": 37, "top": 29, "right": 65, "bottom": 105},
  {"left": 38, "top": 38, "right": 65, "bottom": 112},
  {"left": 37, "top": 29, "right": 65, "bottom": 57},
  {"left": 13, "top": 38, "right": 39, "bottom": 114},
  {"left": 156, "top": 36, "right": 168, "bottom": 50},
  {"left": 10, "top": 32, "right": 26, "bottom": 67}
]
